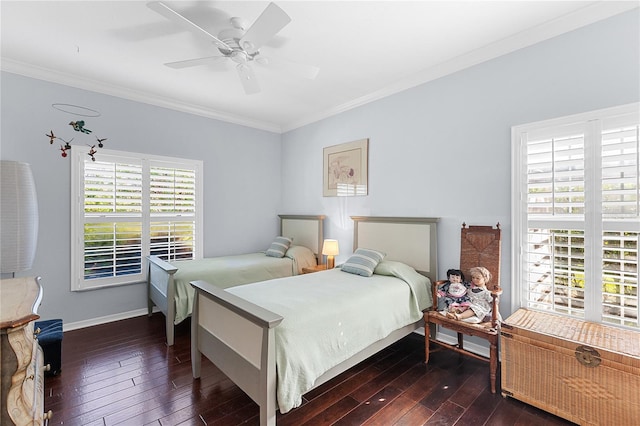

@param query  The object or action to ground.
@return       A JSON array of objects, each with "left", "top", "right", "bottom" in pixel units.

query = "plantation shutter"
[
  {"left": 600, "top": 119, "right": 639, "bottom": 327},
  {"left": 523, "top": 124, "right": 587, "bottom": 317},
  {"left": 149, "top": 163, "right": 197, "bottom": 261},
  {"left": 515, "top": 104, "right": 639, "bottom": 330},
  {"left": 82, "top": 155, "right": 144, "bottom": 285},
  {"left": 71, "top": 148, "right": 202, "bottom": 291}
]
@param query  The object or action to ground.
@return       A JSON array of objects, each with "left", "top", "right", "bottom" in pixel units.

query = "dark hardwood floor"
[{"left": 44, "top": 313, "right": 575, "bottom": 425}]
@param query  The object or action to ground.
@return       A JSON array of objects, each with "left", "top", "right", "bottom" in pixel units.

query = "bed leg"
[
  {"left": 147, "top": 265, "right": 153, "bottom": 317},
  {"left": 260, "top": 327, "right": 278, "bottom": 426},
  {"left": 191, "top": 291, "right": 201, "bottom": 378},
  {"left": 166, "top": 314, "right": 174, "bottom": 347},
  {"left": 260, "top": 404, "right": 276, "bottom": 426}
]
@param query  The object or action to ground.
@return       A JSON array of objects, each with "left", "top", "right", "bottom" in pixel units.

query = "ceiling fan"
[{"left": 147, "top": 1, "right": 319, "bottom": 94}]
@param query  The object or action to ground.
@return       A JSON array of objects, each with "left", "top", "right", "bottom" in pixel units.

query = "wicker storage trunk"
[{"left": 501, "top": 309, "right": 640, "bottom": 425}]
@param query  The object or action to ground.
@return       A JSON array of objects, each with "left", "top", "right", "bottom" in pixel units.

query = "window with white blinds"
[
  {"left": 71, "top": 148, "right": 202, "bottom": 291},
  {"left": 512, "top": 103, "right": 639, "bottom": 330}
]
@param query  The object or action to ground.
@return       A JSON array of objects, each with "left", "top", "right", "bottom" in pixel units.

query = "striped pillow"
[
  {"left": 341, "top": 248, "right": 386, "bottom": 277},
  {"left": 265, "top": 236, "right": 293, "bottom": 258}
]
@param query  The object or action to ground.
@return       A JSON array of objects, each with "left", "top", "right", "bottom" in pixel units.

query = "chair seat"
[{"left": 427, "top": 311, "right": 499, "bottom": 334}]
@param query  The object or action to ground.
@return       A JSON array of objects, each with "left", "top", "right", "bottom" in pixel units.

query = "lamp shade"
[
  {"left": 322, "top": 239, "right": 339, "bottom": 256},
  {"left": 1, "top": 161, "right": 39, "bottom": 273}
]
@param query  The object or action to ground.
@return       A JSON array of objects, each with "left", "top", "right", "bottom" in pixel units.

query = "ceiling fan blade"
[
  {"left": 147, "top": 1, "right": 231, "bottom": 51},
  {"left": 239, "top": 3, "right": 291, "bottom": 55},
  {"left": 236, "top": 64, "right": 260, "bottom": 94},
  {"left": 257, "top": 55, "right": 319, "bottom": 80},
  {"left": 165, "top": 56, "right": 227, "bottom": 69}
]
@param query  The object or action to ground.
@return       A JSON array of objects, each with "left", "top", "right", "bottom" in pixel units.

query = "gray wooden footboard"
[
  {"left": 190, "top": 280, "right": 283, "bottom": 426},
  {"left": 147, "top": 255, "right": 178, "bottom": 346},
  {"left": 189, "top": 279, "right": 423, "bottom": 426}
]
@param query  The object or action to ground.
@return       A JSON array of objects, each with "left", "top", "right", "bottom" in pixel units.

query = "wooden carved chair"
[{"left": 424, "top": 223, "right": 502, "bottom": 393}]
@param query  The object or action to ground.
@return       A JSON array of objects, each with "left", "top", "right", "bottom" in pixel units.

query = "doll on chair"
[
  {"left": 447, "top": 266, "right": 494, "bottom": 324},
  {"left": 436, "top": 268, "right": 470, "bottom": 315}
]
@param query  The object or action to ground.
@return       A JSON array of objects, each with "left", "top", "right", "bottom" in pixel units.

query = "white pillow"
[
  {"left": 265, "top": 236, "right": 292, "bottom": 258},
  {"left": 341, "top": 248, "right": 386, "bottom": 277},
  {"left": 285, "top": 245, "right": 318, "bottom": 274}
]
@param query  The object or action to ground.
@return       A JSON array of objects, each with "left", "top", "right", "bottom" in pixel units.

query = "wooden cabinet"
[{"left": 1, "top": 276, "right": 51, "bottom": 425}]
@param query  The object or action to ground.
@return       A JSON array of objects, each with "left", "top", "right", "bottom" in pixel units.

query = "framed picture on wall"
[{"left": 323, "top": 138, "right": 368, "bottom": 196}]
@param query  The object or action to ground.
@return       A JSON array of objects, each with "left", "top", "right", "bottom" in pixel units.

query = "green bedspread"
[{"left": 227, "top": 260, "right": 432, "bottom": 413}]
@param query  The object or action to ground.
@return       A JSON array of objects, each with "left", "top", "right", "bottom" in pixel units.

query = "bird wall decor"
[
  {"left": 45, "top": 119, "right": 107, "bottom": 160},
  {"left": 69, "top": 120, "right": 92, "bottom": 134},
  {"left": 87, "top": 145, "right": 98, "bottom": 161}
]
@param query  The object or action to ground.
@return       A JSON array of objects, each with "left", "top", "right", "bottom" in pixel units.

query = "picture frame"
[{"left": 323, "top": 138, "right": 368, "bottom": 196}]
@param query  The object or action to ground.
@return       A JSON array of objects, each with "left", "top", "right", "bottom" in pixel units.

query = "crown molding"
[{"left": 0, "top": 59, "right": 282, "bottom": 134}]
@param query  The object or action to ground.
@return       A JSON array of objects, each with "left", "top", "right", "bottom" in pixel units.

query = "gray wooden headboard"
[
  {"left": 351, "top": 216, "right": 439, "bottom": 283},
  {"left": 279, "top": 214, "right": 325, "bottom": 256}
]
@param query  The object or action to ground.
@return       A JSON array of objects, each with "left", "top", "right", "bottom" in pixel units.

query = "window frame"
[
  {"left": 71, "top": 146, "right": 203, "bottom": 291},
  {"left": 511, "top": 102, "right": 639, "bottom": 329}
]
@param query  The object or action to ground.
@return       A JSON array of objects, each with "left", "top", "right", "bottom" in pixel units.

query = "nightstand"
[{"left": 302, "top": 264, "right": 328, "bottom": 274}]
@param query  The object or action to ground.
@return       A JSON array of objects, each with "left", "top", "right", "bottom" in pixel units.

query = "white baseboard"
[{"left": 62, "top": 307, "right": 159, "bottom": 332}]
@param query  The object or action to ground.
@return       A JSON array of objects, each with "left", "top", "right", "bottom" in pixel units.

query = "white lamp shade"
[
  {"left": 322, "top": 239, "right": 339, "bottom": 256},
  {"left": 1, "top": 161, "right": 39, "bottom": 273}
]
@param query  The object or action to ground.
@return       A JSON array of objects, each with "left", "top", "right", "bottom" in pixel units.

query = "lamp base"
[{"left": 327, "top": 256, "right": 335, "bottom": 269}]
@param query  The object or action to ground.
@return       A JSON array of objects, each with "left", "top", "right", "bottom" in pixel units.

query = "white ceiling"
[{"left": 1, "top": 1, "right": 637, "bottom": 132}]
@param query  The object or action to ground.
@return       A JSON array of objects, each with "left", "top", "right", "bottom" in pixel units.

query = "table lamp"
[{"left": 322, "top": 239, "right": 339, "bottom": 269}]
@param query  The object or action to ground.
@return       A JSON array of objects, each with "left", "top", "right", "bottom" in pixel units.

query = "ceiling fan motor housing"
[{"left": 217, "top": 28, "right": 260, "bottom": 64}]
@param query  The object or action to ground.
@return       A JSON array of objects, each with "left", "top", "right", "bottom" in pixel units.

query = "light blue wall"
[
  {"left": 281, "top": 9, "right": 640, "bottom": 319},
  {"left": 1, "top": 73, "right": 282, "bottom": 323},
  {"left": 1, "top": 9, "right": 638, "bottom": 326}
]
